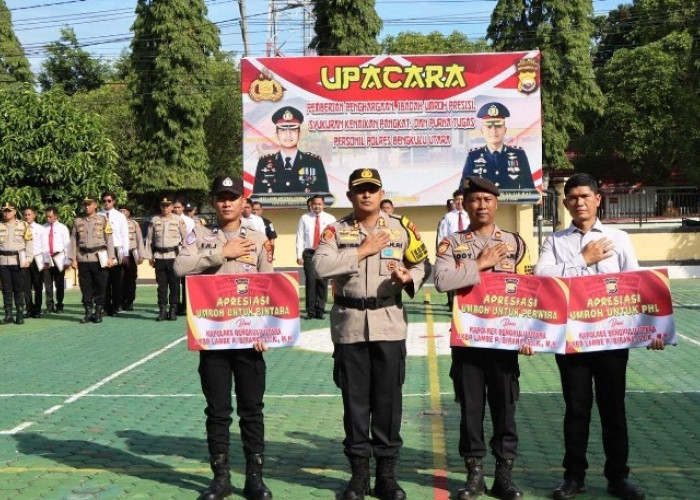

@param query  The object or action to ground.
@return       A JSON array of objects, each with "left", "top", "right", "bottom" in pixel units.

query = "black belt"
[
  {"left": 0, "top": 250, "right": 18, "bottom": 256},
  {"left": 79, "top": 245, "right": 107, "bottom": 253},
  {"left": 334, "top": 294, "right": 402, "bottom": 310},
  {"left": 154, "top": 245, "right": 180, "bottom": 253}
]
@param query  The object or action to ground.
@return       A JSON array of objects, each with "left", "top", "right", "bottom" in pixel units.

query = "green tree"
[
  {"left": 205, "top": 53, "right": 242, "bottom": 180},
  {"left": 487, "top": 0, "right": 604, "bottom": 170},
  {"left": 0, "top": 85, "right": 120, "bottom": 224},
  {"left": 593, "top": 35, "right": 700, "bottom": 185},
  {"left": 382, "top": 31, "right": 491, "bottom": 55},
  {"left": 129, "top": 0, "right": 221, "bottom": 197},
  {"left": 38, "top": 27, "right": 113, "bottom": 94},
  {"left": 311, "top": 0, "right": 382, "bottom": 55},
  {"left": 0, "top": 0, "right": 33, "bottom": 84}
]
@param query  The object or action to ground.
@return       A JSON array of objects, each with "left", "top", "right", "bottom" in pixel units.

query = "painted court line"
[{"left": 0, "top": 337, "right": 186, "bottom": 435}]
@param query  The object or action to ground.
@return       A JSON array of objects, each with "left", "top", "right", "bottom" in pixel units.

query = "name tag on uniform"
[
  {"left": 338, "top": 230, "right": 360, "bottom": 242},
  {"left": 381, "top": 248, "right": 402, "bottom": 260}
]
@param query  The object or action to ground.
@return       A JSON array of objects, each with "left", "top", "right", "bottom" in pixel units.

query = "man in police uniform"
[
  {"left": 119, "top": 206, "right": 145, "bottom": 311},
  {"left": 461, "top": 102, "right": 535, "bottom": 191},
  {"left": 174, "top": 175, "right": 274, "bottom": 500},
  {"left": 67, "top": 196, "right": 115, "bottom": 324},
  {"left": 143, "top": 198, "right": 188, "bottom": 321},
  {"left": 313, "top": 168, "right": 430, "bottom": 500},
  {"left": 0, "top": 202, "right": 33, "bottom": 324},
  {"left": 434, "top": 177, "right": 533, "bottom": 500},
  {"left": 253, "top": 106, "right": 329, "bottom": 196}
]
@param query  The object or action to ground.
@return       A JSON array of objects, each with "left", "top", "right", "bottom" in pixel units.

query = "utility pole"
[{"left": 238, "top": 0, "right": 251, "bottom": 57}]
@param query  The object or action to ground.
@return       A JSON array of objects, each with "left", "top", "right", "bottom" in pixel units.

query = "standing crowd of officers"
[{"left": 1, "top": 170, "right": 665, "bottom": 500}]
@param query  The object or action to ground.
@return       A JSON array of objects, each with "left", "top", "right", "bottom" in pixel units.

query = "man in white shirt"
[
  {"left": 42, "top": 207, "right": 71, "bottom": 314},
  {"left": 535, "top": 173, "right": 663, "bottom": 500},
  {"left": 100, "top": 192, "right": 130, "bottom": 317},
  {"left": 173, "top": 199, "right": 196, "bottom": 234},
  {"left": 22, "top": 207, "right": 46, "bottom": 318},
  {"left": 241, "top": 198, "right": 267, "bottom": 234},
  {"left": 436, "top": 189, "right": 467, "bottom": 311},
  {"left": 296, "top": 194, "right": 336, "bottom": 319}
]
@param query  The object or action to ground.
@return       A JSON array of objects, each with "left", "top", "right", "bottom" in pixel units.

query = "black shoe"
[
  {"left": 306, "top": 312, "right": 314, "bottom": 320},
  {"left": 46, "top": 304, "right": 55, "bottom": 313},
  {"left": 56, "top": 305, "right": 64, "bottom": 314},
  {"left": 607, "top": 479, "right": 644, "bottom": 500},
  {"left": 553, "top": 479, "right": 586, "bottom": 500},
  {"left": 315, "top": 312, "right": 325, "bottom": 319},
  {"left": 2, "top": 315, "right": 13, "bottom": 325},
  {"left": 122, "top": 303, "right": 134, "bottom": 311}
]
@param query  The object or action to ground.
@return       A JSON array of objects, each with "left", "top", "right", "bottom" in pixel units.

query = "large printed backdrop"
[{"left": 242, "top": 53, "right": 542, "bottom": 208}]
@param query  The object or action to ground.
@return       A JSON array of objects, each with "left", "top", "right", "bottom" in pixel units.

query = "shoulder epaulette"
[{"left": 303, "top": 151, "right": 322, "bottom": 159}]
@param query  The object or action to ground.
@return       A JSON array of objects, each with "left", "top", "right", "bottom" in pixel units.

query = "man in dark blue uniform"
[
  {"left": 254, "top": 106, "right": 330, "bottom": 196},
  {"left": 461, "top": 102, "right": 535, "bottom": 191}
]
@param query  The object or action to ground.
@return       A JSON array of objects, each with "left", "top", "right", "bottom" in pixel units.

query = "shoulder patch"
[
  {"left": 438, "top": 239, "right": 451, "bottom": 255},
  {"left": 185, "top": 230, "right": 196, "bottom": 245},
  {"left": 263, "top": 240, "right": 274, "bottom": 263},
  {"left": 322, "top": 226, "right": 336, "bottom": 242}
]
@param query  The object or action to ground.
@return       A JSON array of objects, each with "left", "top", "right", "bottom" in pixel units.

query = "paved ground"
[{"left": 1, "top": 281, "right": 699, "bottom": 499}]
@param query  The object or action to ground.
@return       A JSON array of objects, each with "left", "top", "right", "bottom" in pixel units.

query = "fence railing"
[{"left": 536, "top": 186, "right": 700, "bottom": 227}]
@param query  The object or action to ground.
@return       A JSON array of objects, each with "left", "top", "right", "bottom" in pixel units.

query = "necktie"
[
  {"left": 458, "top": 212, "right": 464, "bottom": 232},
  {"left": 312, "top": 215, "right": 321, "bottom": 249},
  {"left": 285, "top": 157, "right": 292, "bottom": 170},
  {"left": 49, "top": 223, "right": 54, "bottom": 254}
]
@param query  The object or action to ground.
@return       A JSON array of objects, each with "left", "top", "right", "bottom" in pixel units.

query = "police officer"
[
  {"left": 119, "top": 206, "right": 145, "bottom": 311},
  {"left": 174, "top": 175, "right": 274, "bottom": 500},
  {"left": 461, "top": 102, "right": 535, "bottom": 191},
  {"left": 434, "top": 177, "right": 533, "bottom": 500},
  {"left": 143, "top": 198, "right": 188, "bottom": 321},
  {"left": 0, "top": 202, "right": 33, "bottom": 324},
  {"left": 253, "top": 106, "right": 329, "bottom": 195},
  {"left": 67, "top": 196, "right": 115, "bottom": 324},
  {"left": 313, "top": 168, "right": 430, "bottom": 500},
  {"left": 22, "top": 206, "right": 46, "bottom": 318}
]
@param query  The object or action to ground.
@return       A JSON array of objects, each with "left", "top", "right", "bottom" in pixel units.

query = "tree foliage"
[
  {"left": 204, "top": 53, "right": 242, "bottom": 180},
  {"left": 311, "top": 0, "right": 382, "bottom": 55},
  {"left": 0, "top": 1, "right": 32, "bottom": 84},
  {"left": 487, "top": 0, "right": 603, "bottom": 170},
  {"left": 0, "top": 85, "right": 120, "bottom": 224},
  {"left": 382, "top": 31, "right": 491, "bottom": 55},
  {"left": 128, "top": 0, "right": 221, "bottom": 197},
  {"left": 38, "top": 27, "right": 113, "bottom": 94}
]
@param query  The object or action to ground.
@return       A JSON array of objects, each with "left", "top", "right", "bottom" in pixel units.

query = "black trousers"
[
  {"left": 450, "top": 347, "right": 520, "bottom": 460},
  {"left": 154, "top": 259, "right": 179, "bottom": 306},
  {"left": 198, "top": 349, "right": 266, "bottom": 456},
  {"left": 104, "top": 263, "right": 123, "bottom": 313},
  {"left": 43, "top": 265, "right": 66, "bottom": 308},
  {"left": 302, "top": 248, "right": 328, "bottom": 315},
  {"left": 333, "top": 341, "right": 406, "bottom": 458},
  {"left": 0, "top": 264, "right": 25, "bottom": 315},
  {"left": 555, "top": 349, "right": 630, "bottom": 482},
  {"left": 121, "top": 254, "right": 138, "bottom": 307},
  {"left": 78, "top": 262, "right": 107, "bottom": 306},
  {"left": 24, "top": 265, "right": 44, "bottom": 313}
]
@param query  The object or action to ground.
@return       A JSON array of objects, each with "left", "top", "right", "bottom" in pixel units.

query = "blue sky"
[{"left": 6, "top": 0, "right": 627, "bottom": 73}]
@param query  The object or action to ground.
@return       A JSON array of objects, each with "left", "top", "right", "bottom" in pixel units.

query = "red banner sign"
[
  {"left": 185, "top": 272, "right": 300, "bottom": 351},
  {"left": 451, "top": 269, "right": 676, "bottom": 353}
]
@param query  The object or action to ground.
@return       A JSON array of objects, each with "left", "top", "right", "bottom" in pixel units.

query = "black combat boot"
[
  {"left": 14, "top": 306, "right": 25, "bottom": 325},
  {"left": 491, "top": 459, "right": 523, "bottom": 500},
  {"left": 200, "top": 453, "right": 234, "bottom": 500},
  {"left": 168, "top": 304, "right": 178, "bottom": 321},
  {"left": 457, "top": 457, "right": 486, "bottom": 500},
  {"left": 342, "top": 455, "right": 370, "bottom": 500},
  {"left": 2, "top": 313, "right": 13, "bottom": 324},
  {"left": 93, "top": 305, "right": 104, "bottom": 323},
  {"left": 374, "top": 457, "right": 406, "bottom": 500},
  {"left": 243, "top": 453, "right": 272, "bottom": 500},
  {"left": 156, "top": 304, "right": 167, "bottom": 321},
  {"left": 80, "top": 306, "right": 93, "bottom": 324}
]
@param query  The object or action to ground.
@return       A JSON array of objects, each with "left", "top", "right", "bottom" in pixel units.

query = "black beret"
[{"left": 462, "top": 176, "right": 500, "bottom": 197}]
